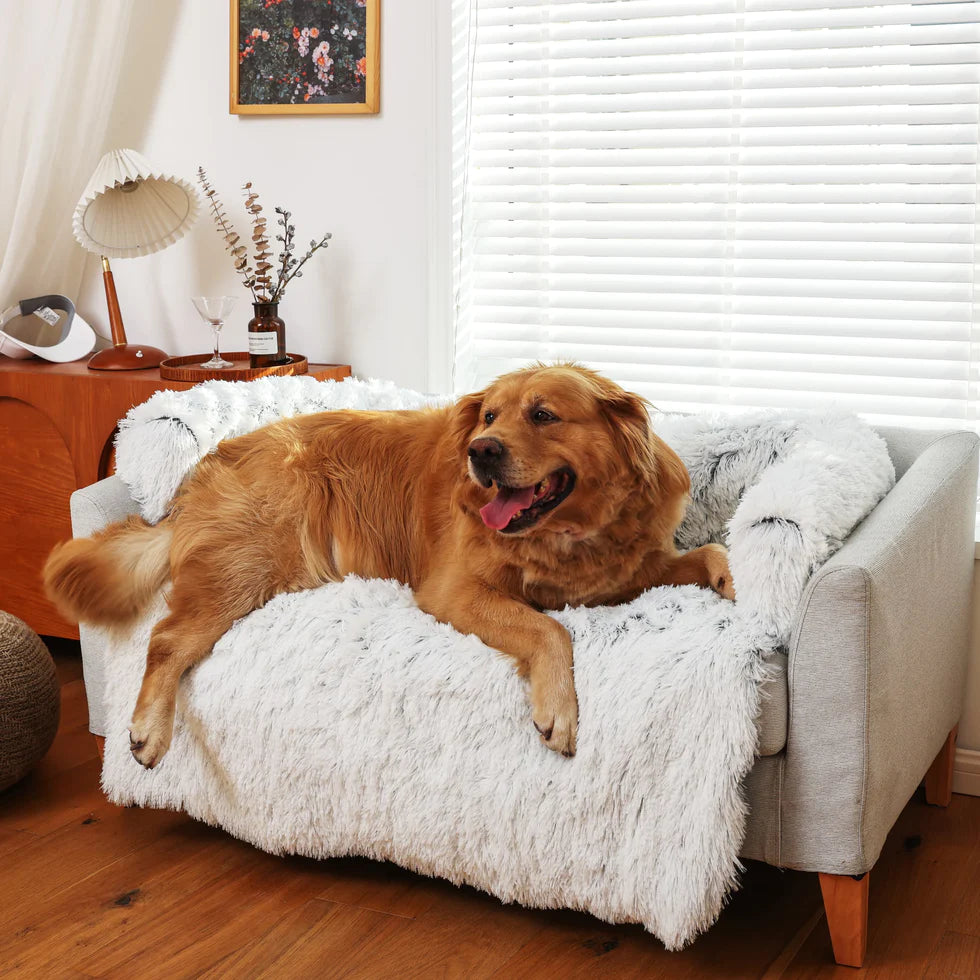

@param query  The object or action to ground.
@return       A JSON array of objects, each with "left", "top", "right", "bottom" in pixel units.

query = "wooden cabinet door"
[{"left": 0, "top": 397, "right": 78, "bottom": 637}]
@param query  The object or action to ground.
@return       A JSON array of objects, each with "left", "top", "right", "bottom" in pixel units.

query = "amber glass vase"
[{"left": 248, "top": 302, "right": 291, "bottom": 369}]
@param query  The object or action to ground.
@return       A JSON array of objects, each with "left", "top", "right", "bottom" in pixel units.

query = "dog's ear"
[
  {"left": 602, "top": 390, "right": 688, "bottom": 496},
  {"left": 601, "top": 388, "right": 658, "bottom": 479},
  {"left": 449, "top": 389, "right": 486, "bottom": 451}
]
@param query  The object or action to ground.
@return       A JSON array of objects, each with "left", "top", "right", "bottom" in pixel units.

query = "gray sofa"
[{"left": 70, "top": 425, "right": 978, "bottom": 967}]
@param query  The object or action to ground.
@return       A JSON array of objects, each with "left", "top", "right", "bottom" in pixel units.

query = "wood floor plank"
[
  {"left": 922, "top": 931, "right": 980, "bottom": 980},
  {"left": 0, "top": 823, "right": 241, "bottom": 976},
  {"left": 38, "top": 678, "right": 100, "bottom": 776},
  {"left": 56, "top": 675, "right": 89, "bottom": 729},
  {"left": 0, "top": 828, "right": 38, "bottom": 860},
  {"left": 0, "top": 756, "right": 107, "bottom": 838},
  {"left": 334, "top": 886, "right": 544, "bottom": 980},
  {"left": 313, "top": 856, "right": 449, "bottom": 920},
  {"left": 489, "top": 915, "right": 666, "bottom": 980},
  {"left": 198, "top": 898, "right": 346, "bottom": 978},
  {"left": 249, "top": 902, "right": 412, "bottom": 979},
  {"left": 0, "top": 801, "right": 186, "bottom": 936},
  {"left": 0, "top": 671, "right": 100, "bottom": 838},
  {"left": 946, "top": 814, "right": 980, "bottom": 939},
  {"left": 760, "top": 907, "right": 827, "bottom": 980},
  {"left": 77, "top": 848, "right": 338, "bottom": 978}
]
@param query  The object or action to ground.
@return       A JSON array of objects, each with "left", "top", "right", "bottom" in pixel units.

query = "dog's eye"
[
  {"left": 532, "top": 409, "right": 558, "bottom": 424},
  {"left": 483, "top": 411, "right": 495, "bottom": 425}
]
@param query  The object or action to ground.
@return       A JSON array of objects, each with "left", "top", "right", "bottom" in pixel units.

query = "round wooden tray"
[{"left": 159, "top": 353, "right": 308, "bottom": 382}]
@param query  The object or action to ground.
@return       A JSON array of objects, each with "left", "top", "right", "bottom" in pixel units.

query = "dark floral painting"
[{"left": 231, "top": 0, "right": 379, "bottom": 114}]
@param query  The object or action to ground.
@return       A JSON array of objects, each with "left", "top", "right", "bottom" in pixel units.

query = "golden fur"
[{"left": 45, "top": 364, "right": 733, "bottom": 767}]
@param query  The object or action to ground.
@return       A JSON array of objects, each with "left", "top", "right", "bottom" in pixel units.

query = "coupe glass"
[{"left": 192, "top": 296, "right": 237, "bottom": 369}]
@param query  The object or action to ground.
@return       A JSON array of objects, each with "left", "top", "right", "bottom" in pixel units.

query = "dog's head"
[{"left": 453, "top": 363, "right": 678, "bottom": 537}]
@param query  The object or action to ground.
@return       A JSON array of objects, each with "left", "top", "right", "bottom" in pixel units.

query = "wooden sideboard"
[{"left": 0, "top": 358, "right": 351, "bottom": 639}]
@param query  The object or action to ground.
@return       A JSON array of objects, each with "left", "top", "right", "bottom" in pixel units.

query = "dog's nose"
[{"left": 468, "top": 437, "right": 505, "bottom": 462}]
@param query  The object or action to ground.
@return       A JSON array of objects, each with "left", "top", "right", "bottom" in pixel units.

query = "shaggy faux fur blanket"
[{"left": 102, "top": 377, "right": 895, "bottom": 949}]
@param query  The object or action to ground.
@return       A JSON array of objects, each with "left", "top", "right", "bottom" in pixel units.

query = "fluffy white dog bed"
[{"left": 101, "top": 377, "right": 894, "bottom": 949}]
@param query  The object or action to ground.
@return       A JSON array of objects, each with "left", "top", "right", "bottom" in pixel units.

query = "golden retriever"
[{"left": 44, "top": 364, "right": 734, "bottom": 767}]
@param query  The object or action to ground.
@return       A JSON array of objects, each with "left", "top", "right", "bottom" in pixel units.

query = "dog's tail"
[{"left": 43, "top": 515, "right": 172, "bottom": 627}]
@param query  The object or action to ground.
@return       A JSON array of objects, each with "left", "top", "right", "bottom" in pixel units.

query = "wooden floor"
[{"left": 2, "top": 647, "right": 979, "bottom": 979}]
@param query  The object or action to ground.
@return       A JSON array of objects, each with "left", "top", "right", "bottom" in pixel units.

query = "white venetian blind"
[{"left": 451, "top": 0, "right": 980, "bottom": 426}]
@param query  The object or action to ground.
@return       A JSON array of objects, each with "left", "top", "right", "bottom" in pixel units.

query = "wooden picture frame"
[{"left": 230, "top": 0, "right": 379, "bottom": 115}]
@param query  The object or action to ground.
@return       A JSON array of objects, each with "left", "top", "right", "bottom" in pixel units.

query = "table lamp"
[{"left": 72, "top": 148, "right": 199, "bottom": 370}]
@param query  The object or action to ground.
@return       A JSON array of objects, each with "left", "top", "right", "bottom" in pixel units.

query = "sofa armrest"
[
  {"left": 777, "top": 430, "right": 978, "bottom": 874},
  {"left": 70, "top": 476, "right": 141, "bottom": 736},
  {"left": 70, "top": 474, "right": 140, "bottom": 536}
]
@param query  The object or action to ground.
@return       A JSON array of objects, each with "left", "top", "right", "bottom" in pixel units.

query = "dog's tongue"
[{"left": 480, "top": 484, "right": 536, "bottom": 530}]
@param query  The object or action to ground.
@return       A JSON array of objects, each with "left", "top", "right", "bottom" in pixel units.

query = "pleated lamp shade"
[
  {"left": 72, "top": 148, "right": 199, "bottom": 258},
  {"left": 73, "top": 149, "right": 200, "bottom": 370}
]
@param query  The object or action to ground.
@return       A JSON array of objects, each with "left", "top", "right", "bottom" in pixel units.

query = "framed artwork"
[{"left": 230, "top": 0, "right": 379, "bottom": 115}]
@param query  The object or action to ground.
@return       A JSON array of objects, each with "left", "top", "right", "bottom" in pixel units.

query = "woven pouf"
[{"left": 0, "top": 612, "right": 60, "bottom": 792}]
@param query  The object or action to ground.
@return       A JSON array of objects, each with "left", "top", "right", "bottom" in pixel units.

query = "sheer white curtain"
[
  {"left": 0, "top": 0, "right": 134, "bottom": 305},
  {"left": 452, "top": 0, "right": 980, "bottom": 428}
]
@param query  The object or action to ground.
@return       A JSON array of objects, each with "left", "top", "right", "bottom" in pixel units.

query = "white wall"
[{"left": 77, "top": 0, "right": 451, "bottom": 393}]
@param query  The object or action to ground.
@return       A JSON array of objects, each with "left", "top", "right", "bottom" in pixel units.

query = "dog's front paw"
[
  {"left": 704, "top": 543, "right": 736, "bottom": 601},
  {"left": 532, "top": 680, "right": 578, "bottom": 758},
  {"left": 128, "top": 712, "right": 173, "bottom": 770}
]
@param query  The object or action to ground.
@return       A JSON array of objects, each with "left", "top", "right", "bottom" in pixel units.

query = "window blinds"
[{"left": 451, "top": 0, "right": 980, "bottom": 426}]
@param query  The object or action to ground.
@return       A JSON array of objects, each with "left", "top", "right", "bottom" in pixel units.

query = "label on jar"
[{"left": 249, "top": 331, "right": 278, "bottom": 355}]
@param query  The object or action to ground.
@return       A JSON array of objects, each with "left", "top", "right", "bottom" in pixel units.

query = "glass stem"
[{"left": 212, "top": 326, "right": 221, "bottom": 361}]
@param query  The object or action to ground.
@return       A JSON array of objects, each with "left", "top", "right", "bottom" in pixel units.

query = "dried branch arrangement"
[{"left": 197, "top": 167, "right": 332, "bottom": 303}]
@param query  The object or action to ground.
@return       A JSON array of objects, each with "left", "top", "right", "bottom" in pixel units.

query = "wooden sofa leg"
[
  {"left": 94, "top": 735, "right": 105, "bottom": 760},
  {"left": 819, "top": 872, "right": 868, "bottom": 968},
  {"left": 925, "top": 726, "right": 957, "bottom": 807}
]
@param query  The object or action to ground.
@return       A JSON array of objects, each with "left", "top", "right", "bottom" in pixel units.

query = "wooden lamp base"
[
  {"left": 88, "top": 343, "right": 168, "bottom": 370},
  {"left": 87, "top": 256, "right": 168, "bottom": 371}
]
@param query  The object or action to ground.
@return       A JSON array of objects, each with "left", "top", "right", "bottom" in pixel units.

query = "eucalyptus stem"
[
  {"left": 197, "top": 167, "right": 258, "bottom": 301},
  {"left": 244, "top": 182, "right": 274, "bottom": 301},
  {"left": 274, "top": 206, "right": 296, "bottom": 302},
  {"left": 273, "top": 233, "right": 332, "bottom": 302}
]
